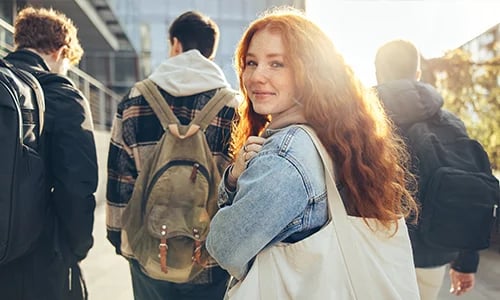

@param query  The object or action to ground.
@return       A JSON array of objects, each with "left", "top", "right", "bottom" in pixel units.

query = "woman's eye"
[
  {"left": 246, "top": 60, "right": 257, "bottom": 67},
  {"left": 271, "top": 61, "right": 284, "bottom": 68}
]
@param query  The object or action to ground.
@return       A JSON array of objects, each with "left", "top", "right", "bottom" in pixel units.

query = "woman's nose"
[{"left": 249, "top": 65, "right": 269, "bottom": 83}]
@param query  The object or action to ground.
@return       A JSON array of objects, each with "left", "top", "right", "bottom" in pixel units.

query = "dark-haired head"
[{"left": 169, "top": 11, "right": 219, "bottom": 59}]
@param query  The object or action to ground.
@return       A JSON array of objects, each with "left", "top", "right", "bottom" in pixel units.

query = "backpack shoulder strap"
[
  {"left": 0, "top": 58, "right": 45, "bottom": 136},
  {"left": 20, "top": 70, "right": 44, "bottom": 137},
  {"left": 135, "top": 79, "right": 234, "bottom": 139},
  {"left": 135, "top": 78, "right": 179, "bottom": 129},
  {"left": 190, "top": 88, "right": 234, "bottom": 131}
]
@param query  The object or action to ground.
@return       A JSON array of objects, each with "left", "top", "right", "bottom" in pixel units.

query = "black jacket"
[
  {"left": 376, "top": 79, "right": 479, "bottom": 273},
  {"left": 0, "top": 49, "right": 98, "bottom": 300}
]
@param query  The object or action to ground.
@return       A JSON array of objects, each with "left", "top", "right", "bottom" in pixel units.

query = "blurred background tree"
[{"left": 421, "top": 48, "right": 500, "bottom": 170}]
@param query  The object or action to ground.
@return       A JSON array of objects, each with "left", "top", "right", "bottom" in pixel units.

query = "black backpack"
[
  {"left": 404, "top": 110, "right": 500, "bottom": 251},
  {"left": 0, "top": 58, "right": 47, "bottom": 265}
]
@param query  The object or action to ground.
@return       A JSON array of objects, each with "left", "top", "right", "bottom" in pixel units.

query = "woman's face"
[{"left": 242, "top": 28, "right": 297, "bottom": 119}]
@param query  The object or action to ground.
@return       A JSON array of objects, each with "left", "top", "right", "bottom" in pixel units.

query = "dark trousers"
[
  {"left": 0, "top": 241, "right": 69, "bottom": 300},
  {"left": 129, "top": 259, "right": 229, "bottom": 300}
]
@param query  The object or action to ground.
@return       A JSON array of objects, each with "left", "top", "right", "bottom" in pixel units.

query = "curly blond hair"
[{"left": 14, "top": 6, "right": 83, "bottom": 65}]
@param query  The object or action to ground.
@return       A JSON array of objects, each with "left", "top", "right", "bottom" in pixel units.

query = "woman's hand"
[{"left": 230, "top": 136, "right": 266, "bottom": 180}]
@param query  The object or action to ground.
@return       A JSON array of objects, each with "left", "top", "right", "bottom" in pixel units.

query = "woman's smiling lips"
[{"left": 251, "top": 90, "right": 275, "bottom": 100}]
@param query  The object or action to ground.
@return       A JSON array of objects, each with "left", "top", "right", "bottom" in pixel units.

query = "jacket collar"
[{"left": 5, "top": 49, "right": 51, "bottom": 73}]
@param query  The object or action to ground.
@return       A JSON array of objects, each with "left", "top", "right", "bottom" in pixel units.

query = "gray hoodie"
[{"left": 149, "top": 49, "right": 231, "bottom": 97}]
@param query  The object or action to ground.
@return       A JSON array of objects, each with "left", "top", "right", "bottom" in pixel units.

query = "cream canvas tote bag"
[{"left": 226, "top": 125, "right": 420, "bottom": 300}]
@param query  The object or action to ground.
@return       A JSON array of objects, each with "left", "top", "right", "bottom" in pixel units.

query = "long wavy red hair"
[{"left": 232, "top": 8, "right": 417, "bottom": 228}]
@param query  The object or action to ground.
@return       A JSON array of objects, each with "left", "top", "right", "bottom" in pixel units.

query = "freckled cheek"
[
  {"left": 242, "top": 70, "right": 251, "bottom": 83},
  {"left": 242, "top": 72, "right": 252, "bottom": 93}
]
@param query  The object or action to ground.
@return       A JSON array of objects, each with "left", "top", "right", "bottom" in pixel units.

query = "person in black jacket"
[
  {"left": 0, "top": 7, "right": 98, "bottom": 300},
  {"left": 374, "top": 39, "right": 478, "bottom": 300}
]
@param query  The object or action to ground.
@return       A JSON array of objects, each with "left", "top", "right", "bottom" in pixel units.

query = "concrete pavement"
[
  {"left": 81, "top": 130, "right": 133, "bottom": 300},
  {"left": 438, "top": 244, "right": 500, "bottom": 300},
  {"left": 83, "top": 130, "right": 500, "bottom": 300}
]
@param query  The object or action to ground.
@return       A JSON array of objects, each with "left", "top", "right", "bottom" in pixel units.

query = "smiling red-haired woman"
[{"left": 207, "top": 6, "right": 420, "bottom": 300}]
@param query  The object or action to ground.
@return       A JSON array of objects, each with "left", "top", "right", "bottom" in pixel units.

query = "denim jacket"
[{"left": 206, "top": 125, "right": 329, "bottom": 280}]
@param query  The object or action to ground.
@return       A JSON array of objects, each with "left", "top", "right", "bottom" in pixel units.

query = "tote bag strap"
[{"left": 297, "top": 125, "right": 374, "bottom": 299}]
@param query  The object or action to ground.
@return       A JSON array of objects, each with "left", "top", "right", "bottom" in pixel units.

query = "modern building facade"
[
  {"left": 461, "top": 23, "right": 500, "bottom": 63},
  {"left": 0, "top": 0, "right": 134, "bottom": 129},
  {"left": 0, "top": 0, "right": 140, "bottom": 93}
]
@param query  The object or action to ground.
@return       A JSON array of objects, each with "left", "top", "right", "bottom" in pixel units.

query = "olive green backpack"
[{"left": 122, "top": 79, "right": 233, "bottom": 283}]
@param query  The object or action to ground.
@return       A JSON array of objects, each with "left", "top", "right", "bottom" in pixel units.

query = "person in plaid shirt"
[{"left": 106, "top": 11, "right": 238, "bottom": 300}]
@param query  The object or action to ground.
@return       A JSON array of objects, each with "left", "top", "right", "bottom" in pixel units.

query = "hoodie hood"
[
  {"left": 376, "top": 80, "right": 444, "bottom": 125},
  {"left": 148, "top": 50, "right": 230, "bottom": 97}
]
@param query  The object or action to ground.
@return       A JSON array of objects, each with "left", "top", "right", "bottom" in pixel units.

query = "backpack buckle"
[
  {"left": 159, "top": 227, "right": 168, "bottom": 273},
  {"left": 192, "top": 240, "right": 206, "bottom": 267},
  {"left": 190, "top": 163, "right": 200, "bottom": 183}
]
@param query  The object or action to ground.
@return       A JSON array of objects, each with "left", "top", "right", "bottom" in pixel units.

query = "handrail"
[
  {"left": 69, "top": 64, "right": 120, "bottom": 99},
  {"left": 0, "top": 18, "right": 14, "bottom": 32}
]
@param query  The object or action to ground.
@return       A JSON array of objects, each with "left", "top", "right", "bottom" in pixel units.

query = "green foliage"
[{"left": 422, "top": 49, "right": 500, "bottom": 170}]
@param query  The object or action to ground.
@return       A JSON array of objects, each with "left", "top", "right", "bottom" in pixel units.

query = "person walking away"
[
  {"left": 0, "top": 6, "right": 98, "bottom": 300},
  {"left": 374, "top": 39, "right": 497, "bottom": 299},
  {"left": 106, "top": 11, "right": 238, "bottom": 300}
]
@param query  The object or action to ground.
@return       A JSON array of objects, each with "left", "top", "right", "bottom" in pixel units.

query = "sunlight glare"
[{"left": 307, "top": 0, "right": 500, "bottom": 87}]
